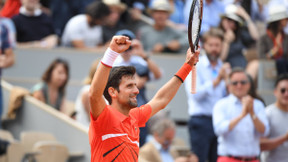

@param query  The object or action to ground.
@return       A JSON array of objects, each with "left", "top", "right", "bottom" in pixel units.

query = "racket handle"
[{"left": 191, "top": 66, "right": 196, "bottom": 94}]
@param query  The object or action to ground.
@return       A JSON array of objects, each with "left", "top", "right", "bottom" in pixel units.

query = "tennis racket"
[{"left": 188, "top": 0, "right": 203, "bottom": 94}]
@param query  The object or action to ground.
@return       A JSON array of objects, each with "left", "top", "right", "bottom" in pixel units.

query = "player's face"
[
  {"left": 117, "top": 75, "right": 139, "bottom": 108},
  {"left": 228, "top": 72, "right": 250, "bottom": 99},
  {"left": 204, "top": 37, "right": 222, "bottom": 62},
  {"left": 274, "top": 80, "right": 288, "bottom": 106}
]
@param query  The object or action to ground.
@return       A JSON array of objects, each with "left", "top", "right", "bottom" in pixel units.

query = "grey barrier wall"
[{"left": 2, "top": 80, "right": 90, "bottom": 162}]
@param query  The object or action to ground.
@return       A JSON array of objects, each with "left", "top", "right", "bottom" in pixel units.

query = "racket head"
[{"left": 188, "top": 0, "right": 203, "bottom": 53}]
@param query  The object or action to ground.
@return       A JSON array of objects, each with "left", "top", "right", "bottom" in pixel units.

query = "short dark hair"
[
  {"left": 42, "top": 58, "right": 70, "bottom": 93},
  {"left": 274, "top": 73, "right": 288, "bottom": 88},
  {"left": 104, "top": 66, "right": 136, "bottom": 104},
  {"left": 86, "top": 1, "right": 110, "bottom": 20},
  {"left": 202, "top": 27, "right": 224, "bottom": 44}
]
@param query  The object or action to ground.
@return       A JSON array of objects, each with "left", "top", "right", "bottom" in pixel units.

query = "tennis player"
[{"left": 89, "top": 35, "right": 199, "bottom": 161}]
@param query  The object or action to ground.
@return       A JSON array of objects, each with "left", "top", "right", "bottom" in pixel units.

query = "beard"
[
  {"left": 127, "top": 94, "right": 138, "bottom": 108},
  {"left": 206, "top": 52, "right": 219, "bottom": 62}
]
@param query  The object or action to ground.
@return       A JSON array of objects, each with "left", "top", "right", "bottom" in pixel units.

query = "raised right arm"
[{"left": 89, "top": 36, "right": 131, "bottom": 119}]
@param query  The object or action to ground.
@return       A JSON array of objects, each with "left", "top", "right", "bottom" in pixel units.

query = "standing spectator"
[
  {"left": 184, "top": 0, "right": 225, "bottom": 35},
  {"left": 139, "top": 0, "right": 188, "bottom": 53},
  {"left": 139, "top": 118, "right": 186, "bottom": 162},
  {"left": 12, "top": 0, "right": 58, "bottom": 48},
  {"left": 0, "top": 22, "right": 15, "bottom": 127},
  {"left": 75, "top": 59, "right": 100, "bottom": 129},
  {"left": 220, "top": 4, "right": 259, "bottom": 69},
  {"left": 113, "top": 29, "right": 162, "bottom": 146},
  {"left": 184, "top": 28, "right": 230, "bottom": 162},
  {"left": 261, "top": 74, "right": 288, "bottom": 162},
  {"left": 31, "top": 58, "right": 69, "bottom": 114},
  {"left": 258, "top": 6, "right": 288, "bottom": 75},
  {"left": 102, "top": 0, "right": 127, "bottom": 44},
  {"left": 213, "top": 67, "right": 269, "bottom": 162},
  {"left": 61, "top": 1, "right": 110, "bottom": 50}
]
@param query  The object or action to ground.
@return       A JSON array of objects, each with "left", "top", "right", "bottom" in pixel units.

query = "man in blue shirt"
[
  {"left": 0, "top": 22, "right": 15, "bottom": 127},
  {"left": 184, "top": 28, "right": 230, "bottom": 162},
  {"left": 213, "top": 68, "right": 269, "bottom": 162}
]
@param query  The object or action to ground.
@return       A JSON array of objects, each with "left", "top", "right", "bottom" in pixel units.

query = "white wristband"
[{"left": 101, "top": 48, "right": 120, "bottom": 68}]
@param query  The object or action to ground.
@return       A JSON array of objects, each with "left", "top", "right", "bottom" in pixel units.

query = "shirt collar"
[
  {"left": 151, "top": 137, "right": 162, "bottom": 151},
  {"left": 20, "top": 6, "right": 42, "bottom": 17},
  {"left": 228, "top": 94, "right": 241, "bottom": 104},
  {"left": 107, "top": 105, "right": 129, "bottom": 122}
]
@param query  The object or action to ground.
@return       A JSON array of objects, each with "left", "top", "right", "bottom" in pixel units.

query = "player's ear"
[{"left": 108, "top": 87, "right": 117, "bottom": 98}]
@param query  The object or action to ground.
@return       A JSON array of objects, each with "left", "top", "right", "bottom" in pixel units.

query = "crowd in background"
[{"left": 1, "top": 0, "right": 288, "bottom": 162}]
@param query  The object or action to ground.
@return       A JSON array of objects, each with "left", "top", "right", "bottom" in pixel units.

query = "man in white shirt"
[
  {"left": 213, "top": 68, "right": 269, "bottom": 162},
  {"left": 184, "top": 28, "right": 230, "bottom": 162},
  {"left": 261, "top": 74, "right": 288, "bottom": 162},
  {"left": 61, "top": 1, "right": 110, "bottom": 49}
]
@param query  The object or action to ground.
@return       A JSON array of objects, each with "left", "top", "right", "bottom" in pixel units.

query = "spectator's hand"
[
  {"left": 109, "top": 36, "right": 132, "bottom": 53},
  {"left": 130, "top": 39, "right": 146, "bottom": 58},
  {"left": 236, "top": 6, "right": 250, "bottom": 21},
  {"left": 167, "top": 40, "right": 180, "bottom": 51},
  {"left": 242, "top": 95, "right": 253, "bottom": 116},
  {"left": 129, "top": 8, "right": 142, "bottom": 21},
  {"left": 153, "top": 43, "right": 164, "bottom": 53},
  {"left": 42, "top": 35, "right": 58, "bottom": 48},
  {"left": 224, "top": 30, "right": 235, "bottom": 43},
  {"left": 186, "top": 48, "right": 200, "bottom": 67},
  {"left": 0, "top": 55, "right": 6, "bottom": 68}
]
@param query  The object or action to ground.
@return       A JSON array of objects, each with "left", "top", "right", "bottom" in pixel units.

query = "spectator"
[
  {"left": 260, "top": 74, "right": 288, "bottom": 162},
  {"left": 184, "top": 28, "right": 230, "bottom": 162},
  {"left": 139, "top": 0, "right": 188, "bottom": 54},
  {"left": 61, "top": 1, "right": 110, "bottom": 50},
  {"left": 220, "top": 4, "right": 259, "bottom": 69},
  {"left": 75, "top": 59, "right": 100, "bottom": 129},
  {"left": 258, "top": 6, "right": 288, "bottom": 75},
  {"left": 12, "top": 0, "right": 58, "bottom": 48},
  {"left": 0, "top": 17, "right": 16, "bottom": 48},
  {"left": 31, "top": 58, "right": 69, "bottom": 113},
  {"left": 139, "top": 118, "right": 184, "bottom": 162},
  {"left": 0, "top": 22, "right": 15, "bottom": 127},
  {"left": 102, "top": 0, "right": 127, "bottom": 44},
  {"left": 184, "top": 0, "right": 225, "bottom": 36},
  {"left": 113, "top": 29, "right": 162, "bottom": 146},
  {"left": 213, "top": 67, "right": 269, "bottom": 162}
]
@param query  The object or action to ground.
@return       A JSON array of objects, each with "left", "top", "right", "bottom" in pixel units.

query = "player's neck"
[{"left": 111, "top": 103, "right": 130, "bottom": 116}]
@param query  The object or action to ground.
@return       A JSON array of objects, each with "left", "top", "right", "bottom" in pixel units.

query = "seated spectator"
[
  {"left": 258, "top": 5, "right": 288, "bottom": 75},
  {"left": 139, "top": 0, "right": 188, "bottom": 54},
  {"left": 31, "top": 58, "right": 69, "bottom": 113},
  {"left": 12, "top": 0, "right": 58, "bottom": 48},
  {"left": 260, "top": 74, "right": 288, "bottom": 162},
  {"left": 113, "top": 29, "right": 162, "bottom": 146},
  {"left": 184, "top": 0, "right": 225, "bottom": 35},
  {"left": 139, "top": 118, "right": 186, "bottom": 162},
  {"left": 102, "top": 0, "right": 127, "bottom": 44},
  {"left": 0, "top": 22, "right": 15, "bottom": 127},
  {"left": 219, "top": 4, "right": 259, "bottom": 69},
  {"left": 61, "top": 1, "right": 110, "bottom": 50},
  {"left": 75, "top": 59, "right": 99, "bottom": 129},
  {"left": 213, "top": 67, "right": 269, "bottom": 162}
]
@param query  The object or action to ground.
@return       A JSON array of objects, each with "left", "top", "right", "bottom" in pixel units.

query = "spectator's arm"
[
  {"left": 81, "top": 91, "right": 91, "bottom": 121},
  {"left": 32, "top": 90, "right": 46, "bottom": 103},
  {"left": 17, "top": 34, "right": 58, "bottom": 49},
  {"left": 0, "top": 48, "right": 15, "bottom": 68},
  {"left": 260, "top": 132, "right": 288, "bottom": 151}
]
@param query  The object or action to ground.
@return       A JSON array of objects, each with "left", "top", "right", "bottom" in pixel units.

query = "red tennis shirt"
[{"left": 89, "top": 104, "right": 152, "bottom": 162}]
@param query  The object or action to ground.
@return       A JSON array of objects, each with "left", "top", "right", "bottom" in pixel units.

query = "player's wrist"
[
  {"left": 101, "top": 48, "right": 120, "bottom": 68},
  {"left": 175, "top": 63, "right": 192, "bottom": 83}
]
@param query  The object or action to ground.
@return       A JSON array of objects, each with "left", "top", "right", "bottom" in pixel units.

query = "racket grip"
[{"left": 191, "top": 66, "right": 196, "bottom": 94}]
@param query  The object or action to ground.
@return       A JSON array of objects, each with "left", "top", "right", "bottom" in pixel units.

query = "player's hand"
[
  {"left": 186, "top": 48, "right": 200, "bottom": 67},
  {"left": 109, "top": 36, "right": 132, "bottom": 53}
]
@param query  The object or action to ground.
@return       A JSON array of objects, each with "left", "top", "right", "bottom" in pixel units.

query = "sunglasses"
[
  {"left": 230, "top": 80, "right": 249, "bottom": 86},
  {"left": 280, "top": 88, "right": 288, "bottom": 94}
]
